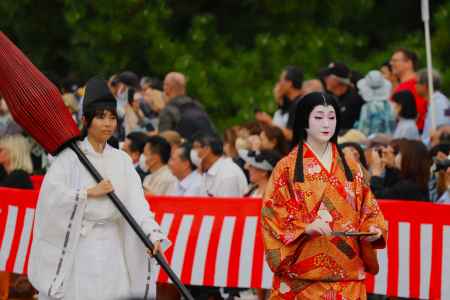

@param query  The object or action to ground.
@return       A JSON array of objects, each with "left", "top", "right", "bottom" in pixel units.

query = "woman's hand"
[
  {"left": 362, "top": 225, "right": 382, "bottom": 242},
  {"left": 87, "top": 179, "right": 114, "bottom": 198},
  {"left": 305, "top": 218, "right": 332, "bottom": 236},
  {"left": 370, "top": 149, "right": 385, "bottom": 177},
  {"left": 147, "top": 240, "right": 163, "bottom": 256}
]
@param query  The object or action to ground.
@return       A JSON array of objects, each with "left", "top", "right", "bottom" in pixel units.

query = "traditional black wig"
[{"left": 292, "top": 92, "right": 353, "bottom": 182}]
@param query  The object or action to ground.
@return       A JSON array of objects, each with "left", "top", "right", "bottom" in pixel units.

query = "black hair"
[
  {"left": 192, "top": 134, "right": 223, "bottom": 156},
  {"left": 178, "top": 142, "right": 196, "bottom": 171},
  {"left": 392, "top": 90, "right": 417, "bottom": 119},
  {"left": 284, "top": 66, "right": 304, "bottom": 89},
  {"left": 141, "top": 77, "right": 163, "bottom": 91},
  {"left": 146, "top": 136, "right": 172, "bottom": 164},
  {"left": 381, "top": 61, "right": 392, "bottom": 72},
  {"left": 80, "top": 106, "right": 118, "bottom": 139},
  {"left": 339, "top": 142, "right": 368, "bottom": 169},
  {"left": 126, "top": 131, "right": 148, "bottom": 154},
  {"left": 394, "top": 48, "right": 419, "bottom": 71},
  {"left": 292, "top": 92, "right": 353, "bottom": 182},
  {"left": 127, "top": 88, "right": 136, "bottom": 105}
]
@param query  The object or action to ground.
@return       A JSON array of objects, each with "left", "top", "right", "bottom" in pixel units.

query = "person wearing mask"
[
  {"left": 262, "top": 92, "right": 386, "bottom": 299},
  {"left": 355, "top": 70, "right": 396, "bottom": 136},
  {"left": 191, "top": 134, "right": 248, "bottom": 197},
  {"left": 324, "top": 62, "right": 364, "bottom": 131},
  {"left": 168, "top": 143, "right": 202, "bottom": 196},
  {"left": 0, "top": 134, "right": 34, "bottom": 300},
  {"left": 239, "top": 150, "right": 281, "bottom": 197},
  {"left": 28, "top": 77, "right": 166, "bottom": 300},
  {"left": 159, "top": 72, "right": 216, "bottom": 140},
  {"left": 392, "top": 90, "right": 420, "bottom": 140},
  {"left": 121, "top": 131, "right": 149, "bottom": 181},
  {"left": 370, "top": 139, "right": 431, "bottom": 201},
  {"left": 390, "top": 48, "right": 427, "bottom": 131},
  {"left": 415, "top": 69, "right": 450, "bottom": 145},
  {"left": 255, "top": 66, "right": 304, "bottom": 142},
  {"left": 142, "top": 136, "right": 177, "bottom": 195}
]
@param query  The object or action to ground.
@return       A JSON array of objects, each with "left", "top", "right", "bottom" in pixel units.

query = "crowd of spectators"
[{"left": 0, "top": 47, "right": 450, "bottom": 299}]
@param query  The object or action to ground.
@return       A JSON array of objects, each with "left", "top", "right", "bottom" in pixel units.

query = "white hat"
[
  {"left": 238, "top": 150, "right": 279, "bottom": 171},
  {"left": 357, "top": 70, "right": 392, "bottom": 101}
]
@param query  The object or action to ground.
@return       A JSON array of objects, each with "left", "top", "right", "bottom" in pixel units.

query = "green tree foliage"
[{"left": 1, "top": 0, "right": 449, "bottom": 131}]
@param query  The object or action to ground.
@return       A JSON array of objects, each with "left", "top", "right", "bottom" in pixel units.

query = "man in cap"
[{"left": 324, "top": 62, "right": 364, "bottom": 131}]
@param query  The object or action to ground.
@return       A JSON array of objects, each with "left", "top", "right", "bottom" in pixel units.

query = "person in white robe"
[{"left": 28, "top": 77, "right": 168, "bottom": 300}]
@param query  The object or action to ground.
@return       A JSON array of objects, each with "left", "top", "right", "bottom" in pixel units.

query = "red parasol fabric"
[{"left": 0, "top": 31, "right": 80, "bottom": 155}]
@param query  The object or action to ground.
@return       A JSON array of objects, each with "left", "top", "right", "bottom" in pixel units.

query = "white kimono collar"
[{"left": 80, "top": 137, "right": 113, "bottom": 157}]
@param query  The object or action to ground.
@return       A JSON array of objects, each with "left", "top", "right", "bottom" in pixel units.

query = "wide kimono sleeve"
[
  {"left": 357, "top": 167, "right": 388, "bottom": 249},
  {"left": 261, "top": 156, "right": 309, "bottom": 273},
  {"left": 122, "top": 155, "right": 168, "bottom": 246},
  {"left": 28, "top": 149, "right": 88, "bottom": 298}
]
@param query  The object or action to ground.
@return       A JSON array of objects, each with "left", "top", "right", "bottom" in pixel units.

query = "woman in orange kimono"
[{"left": 262, "top": 92, "right": 387, "bottom": 300}]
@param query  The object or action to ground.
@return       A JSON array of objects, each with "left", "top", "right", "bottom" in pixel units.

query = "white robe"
[{"left": 28, "top": 138, "right": 167, "bottom": 300}]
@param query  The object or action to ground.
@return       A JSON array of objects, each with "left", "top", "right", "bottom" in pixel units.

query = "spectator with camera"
[
  {"left": 370, "top": 139, "right": 431, "bottom": 201},
  {"left": 429, "top": 144, "right": 450, "bottom": 203}
]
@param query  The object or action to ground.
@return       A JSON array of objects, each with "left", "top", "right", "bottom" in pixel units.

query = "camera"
[{"left": 435, "top": 159, "right": 450, "bottom": 172}]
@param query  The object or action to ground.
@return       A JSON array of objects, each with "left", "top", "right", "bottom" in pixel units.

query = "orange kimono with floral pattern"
[{"left": 262, "top": 144, "right": 387, "bottom": 300}]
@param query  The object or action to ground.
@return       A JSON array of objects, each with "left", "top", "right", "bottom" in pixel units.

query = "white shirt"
[
  {"left": 171, "top": 170, "right": 203, "bottom": 196},
  {"left": 273, "top": 109, "right": 289, "bottom": 128},
  {"left": 422, "top": 91, "right": 450, "bottom": 145},
  {"left": 393, "top": 118, "right": 420, "bottom": 140},
  {"left": 201, "top": 157, "right": 248, "bottom": 197},
  {"left": 143, "top": 165, "right": 178, "bottom": 195}
]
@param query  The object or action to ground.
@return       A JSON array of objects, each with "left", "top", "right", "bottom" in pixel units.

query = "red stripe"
[
  {"left": 251, "top": 220, "right": 264, "bottom": 288},
  {"left": 365, "top": 274, "right": 374, "bottom": 293},
  {"left": 180, "top": 215, "right": 202, "bottom": 284},
  {"left": 227, "top": 216, "right": 245, "bottom": 287},
  {"left": 387, "top": 220, "right": 399, "bottom": 296},
  {"left": 429, "top": 223, "right": 443, "bottom": 299},
  {"left": 158, "top": 214, "right": 182, "bottom": 283},
  {"left": 23, "top": 219, "right": 34, "bottom": 274},
  {"left": 0, "top": 202, "right": 8, "bottom": 250},
  {"left": 6, "top": 206, "right": 25, "bottom": 272},
  {"left": 203, "top": 216, "right": 224, "bottom": 286},
  {"left": 409, "top": 222, "right": 420, "bottom": 298}
]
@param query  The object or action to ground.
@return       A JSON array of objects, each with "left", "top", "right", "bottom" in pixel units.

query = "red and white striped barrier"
[{"left": 0, "top": 187, "right": 449, "bottom": 299}]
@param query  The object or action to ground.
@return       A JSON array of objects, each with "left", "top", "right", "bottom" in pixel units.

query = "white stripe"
[
  {"left": 262, "top": 257, "right": 273, "bottom": 289},
  {"left": 419, "top": 224, "right": 432, "bottom": 299},
  {"left": 154, "top": 213, "right": 175, "bottom": 280},
  {"left": 13, "top": 208, "right": 34, "bottom": 273},
  {"left": 374, "top": 220, "right": 388, "bottom": 295},
  {"left": 190, "top": 216, "right": 214, "bottom": 285},
  {"left": 170, "top": 215, "right": 193, "bottom": 279},
  {"left": 374, "top": 247, "right": 388, "bottom": 294},
  {"left": 238, "top": 217, "right": 257, "bottom": 287},
  {"left": 214, "top": 216, "right": 235, "bottom": 287},
  {"left": 441, "top": 226, "right": 450, "bottom": 299},
  {"left": 398, "top": 222, "right": 410, "bottom": 298},
  {"left": 0, "top": 206, "right": 18, "bottom": 270}
]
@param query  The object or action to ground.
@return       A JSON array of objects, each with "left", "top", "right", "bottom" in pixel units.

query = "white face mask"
[
  {"left": 138, "top": 153, "right": 149, "bottom": 172},
  {"left": 190, "top": 149, "right": 202, "bottom": 168}
]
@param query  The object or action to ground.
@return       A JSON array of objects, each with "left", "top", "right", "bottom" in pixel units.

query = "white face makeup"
[{"left": 305, "top": 105, "right": 337, "bottom": 143}]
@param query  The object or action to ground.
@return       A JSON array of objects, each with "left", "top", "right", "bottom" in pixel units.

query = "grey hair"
[{"left": 417, "top": 68, "right": 442, "bottom": 91}]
